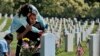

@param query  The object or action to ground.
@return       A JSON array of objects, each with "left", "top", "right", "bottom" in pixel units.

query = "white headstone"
[
  {"left": 65, "top": 33, "right": 73, "bottom": 52},
  {"left": 10, "top": 14, "right": 13, "bottom": 19},
  {"left": 75, "top": 32, "right": 81, "bottom": 45},
  {"left": 74, "top": 18, "right": 77, "bottom": 23},
  {"left": 40, "top": 33, "right": 55, "bottom": 56},
  {"left": 0, "top": 18, "right": 7, "bottom": 31},
  {"left": 4, "top": 14, "right": 8, "bottom": 19},
  {"left": 89, "top": 34, "right": 99, "bottom": 56}
]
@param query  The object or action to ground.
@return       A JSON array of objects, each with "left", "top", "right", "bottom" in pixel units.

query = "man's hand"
[{"left": 38, "top": 30, "right": 44, "bottom": 36}]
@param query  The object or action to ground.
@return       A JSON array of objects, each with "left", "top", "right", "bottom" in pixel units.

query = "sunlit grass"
[
  {"left": 0, "top": 18, "right": 5, "bottom": 25},
  {"left": 11, "top": 33, "right": 17, "bottom": 50},
  {"left": 2, "top": 18, "right": 12, "bottom": 31},
  {"left": 56, "top": 37, "right": 89, "bottom": 56},
  {"left": 92, "top": 25, "right": 98, "bottom": 33}
]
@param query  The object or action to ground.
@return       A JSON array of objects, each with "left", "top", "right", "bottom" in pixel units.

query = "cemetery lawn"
[
  {"left": 92, "top": 24, "right": 98, "bottom": 33},
  {"left": 0, "top": 18, "right": 5, "bottom": 25},
  {"left": 11, "top": 33, "right": 17, "bottom": 50},
  {"left": 56, "top": 38, "right": 89, "bottom": 56},
  {"left": 2, "top": 18, "right": 12, "bottom": 31}
]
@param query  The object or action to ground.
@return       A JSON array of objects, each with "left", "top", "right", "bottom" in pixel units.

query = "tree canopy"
[{"left": 0, "top": 0, "right": 100, "bottom": 18}]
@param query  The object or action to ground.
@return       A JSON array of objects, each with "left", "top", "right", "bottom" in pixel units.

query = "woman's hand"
[
  {"left": 25, "top": 24, "right": 32, "bottom": 32},
  {"left": 17, "top": 24, "right": 33, "bottom": 40}
]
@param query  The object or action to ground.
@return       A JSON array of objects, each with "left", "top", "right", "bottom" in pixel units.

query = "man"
[
  {"left": 9, "top": 4, "right": 46, "bottom": 34},
  {"left": 15, "top": 4, "right": 44, "bottom": 56},
  {"left": 0, "top": 33, "right": 13, "bottom": 56}
]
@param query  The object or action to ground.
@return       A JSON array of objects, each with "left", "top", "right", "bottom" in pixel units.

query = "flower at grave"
[
  {"left": 31, "top": 45, "right": 35, "bottom": 48},
  {"left": 22, "top": 42, "right": 29, "bottom": 49},
  {"left": 22, "top": 38, "right": 30, "bottom": 49},
  {"left": 22, "top": 38, "right": 30, "bottom": 42},
  {"left": 21, "top": 38, "right": 38, "bottom": 56}
]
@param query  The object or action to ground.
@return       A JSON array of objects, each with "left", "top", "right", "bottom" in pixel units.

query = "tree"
[
  {"left": 87, "top": 2, "right": 100, "bottom": 18},
  {"left": 39, "top": 0, "right": 64, "bottom": 17},
  {"left": 1, "top": 0, "right": 100, "bottom": 18},
  {"left": 0, "top": 1, "right": 13, "bottom": 15}
]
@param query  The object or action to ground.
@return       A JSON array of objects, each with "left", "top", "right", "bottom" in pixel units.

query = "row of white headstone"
[
  {"left": 0, "top": 17, "right": 100, "bottom": 56},
  {"left": 0, "top": 18, "right": 8, "bottom": 31},
  {"left": 64, "top": 19, "right": 100, "bottom": 56},
  {"left": 0, "top": 13, "right": 13, "bottom": 19},
  {"left": 81, "top": 21, "right": 94, "bottom": 41},
  {"left": 63, "top": 18, "right": 99, "bottom": 53},
  {"left": 45, "top": 18, "right": 83, "bottom": 52}
]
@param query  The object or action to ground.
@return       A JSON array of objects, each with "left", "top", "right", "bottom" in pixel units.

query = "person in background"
[{"left": 0, "top": 33, "right": 13, "bottom": 56}]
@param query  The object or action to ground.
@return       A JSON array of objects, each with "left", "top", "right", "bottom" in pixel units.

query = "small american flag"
[{"left": 76, "top": 42, "right": 84, "bottom": 56}]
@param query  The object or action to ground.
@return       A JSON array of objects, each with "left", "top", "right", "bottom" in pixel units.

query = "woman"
[
  {"left": 6, "top": 4, "right": 46, "bottom": 34},
  {"left": 15, "top": 4, "right": 45, "bottom": 56}
]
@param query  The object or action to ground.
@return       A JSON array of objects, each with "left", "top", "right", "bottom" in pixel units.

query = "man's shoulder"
[
  {"left": 35, "top": 22, "right": 41, "bottom": 24},
  {"left": 33, "top": 22, "right": 41, "bottom": 27},
  {"left": 34, "top": 22, "right": 45, "bottom": 30},
  {"left": 0, "top": 39, "right": 8, "bottom": 53},
  {"left": 0, "top": 39, "right": 6, "bottom": 43}
]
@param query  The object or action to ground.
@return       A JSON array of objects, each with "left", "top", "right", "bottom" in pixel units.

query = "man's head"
[{"left": 4, "top": 33, "right": 13, "bottom": 44}]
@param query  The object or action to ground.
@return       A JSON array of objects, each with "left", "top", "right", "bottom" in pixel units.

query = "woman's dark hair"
[
  {"left": 18, "top": 4, "right": 33, "bottom": 17},
  {"left": 18, "top": 4, "right": 37, "bottom": 25},
  {"left": 4, "top": 33, "right": 13, "bottom": 41},
  {"left": 26, "top": 17, "right": 31, "bottom": 25}
]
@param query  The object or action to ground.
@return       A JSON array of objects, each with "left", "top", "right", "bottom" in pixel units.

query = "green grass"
[
  {"left": 56, "top": 37, "right": 89, "bottom": 56},
  {"left": 2, "top": 18, "right": 12, "bottom": 31},
  {"left": 11, "top": 33, "right": 17, "bottom": 50},
  {"left": 81, "top": 41, "right": 89, "bottom": 56},
  {"left": 0, "top": 18, "right": 5, "bottom": 25},
  {"left": 92, "top": 25, "right": 98, "bottom": 33}
]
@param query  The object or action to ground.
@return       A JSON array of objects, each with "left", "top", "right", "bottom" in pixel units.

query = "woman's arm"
[
  {"left": 37, "top": 14, "right": 46, "bottom": 28},
  {"left": 17, "top": 24, "right": 32, "bottom": 40}
]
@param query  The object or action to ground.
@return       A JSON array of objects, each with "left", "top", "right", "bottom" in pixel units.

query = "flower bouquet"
[{"left": 20, "top": 38, "right": 38, "bottom": 56}]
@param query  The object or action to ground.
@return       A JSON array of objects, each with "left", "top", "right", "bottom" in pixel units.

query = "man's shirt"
[{"left": 0, "top": 39, "right": 8, "bottom": 56}]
